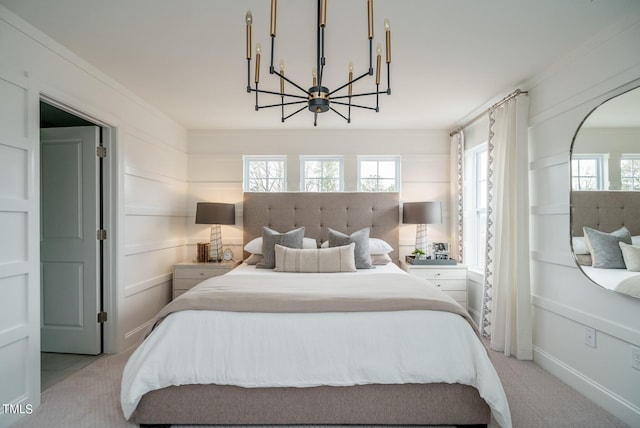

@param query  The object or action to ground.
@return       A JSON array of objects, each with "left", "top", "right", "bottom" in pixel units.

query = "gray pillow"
[
  {"left": 583, "top": 226, "right": 631, "bottom": 269},
  {"left": 256, "top": 226, "right": 305, "bottom": 269},
  {"left": 327, "top": 227, "right": 374, "bottom": 269}
]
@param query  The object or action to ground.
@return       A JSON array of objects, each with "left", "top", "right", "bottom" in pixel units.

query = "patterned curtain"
[
  {"left": 450, "top": 132, "right": 464, "bottom": 262},
  {"left": 480, "top": 94, "right": 533, "bottom": 359}
]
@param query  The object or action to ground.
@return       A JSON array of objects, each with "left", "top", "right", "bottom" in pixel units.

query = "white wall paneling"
[
  {"left": 527, "top": 10, "right": 640, "bottom": 425},
  {"left": 0, "top": 6, "right": 189, "bottom": 424},
  {"left": 0, "top": 64, "right": 40, "bottom": 427}
]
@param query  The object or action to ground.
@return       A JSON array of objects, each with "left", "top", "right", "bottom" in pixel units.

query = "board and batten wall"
[
  {"left": 187, "top": 129, "right": 452, "bottom": 265},
  {"left": 0, "top": 7, "right": 187, "bottom": 426},
  {"left": 527, "top": 11, "right": 640, "bottom": 426}
]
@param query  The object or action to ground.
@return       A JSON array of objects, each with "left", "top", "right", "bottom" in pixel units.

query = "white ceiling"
[{"left": 2, "top": 0, "right": 639, "bottom": 131}]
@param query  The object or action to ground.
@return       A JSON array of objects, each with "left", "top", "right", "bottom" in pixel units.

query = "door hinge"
[
  {"left": 96, "top": 146, "right": 107, "bottom": 158},
  {"left": 97, "top": 229, "right": 107, "bottom": 240},
  {"left": 97, "top": 312, "right": 108, "bottom": 323}
]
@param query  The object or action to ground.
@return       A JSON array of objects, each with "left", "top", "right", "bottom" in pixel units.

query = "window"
[
  {"left": 571, "top": 155, "right": 604, "bottom": 190},
  {"left": 301, "top": 156, "right": 343, "bottom": 192},
  {"left": 464, "top": 144, "right": 487, "bottom": 271},
  {"left": 244, "top": 156, "right": 286, "bottom": 192},
  {"left": 621, "top": 155, "right": 640, "bottom": 190},
  {"left": 357, "top": 156, "right": 400, "bottom": 192}
]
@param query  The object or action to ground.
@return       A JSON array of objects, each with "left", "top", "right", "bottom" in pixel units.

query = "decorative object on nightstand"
[
  {"left": 402, "top": 201, "right": 443, "bottom": 260},
  {"left": 172, "top": 261, "right": 240, "bottom": 300},
  {"left": 195, "top": 202, "right": 236, "bottom": 262},
  {"left": 400, "top": 260, "right": 468, "bottom": 309}
]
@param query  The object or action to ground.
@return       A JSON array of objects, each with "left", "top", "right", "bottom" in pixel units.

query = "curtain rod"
[{"left": 449, "top": 89, "right": 528, "bottom": 137}]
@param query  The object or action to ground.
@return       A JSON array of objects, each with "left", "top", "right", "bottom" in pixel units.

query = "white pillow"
[
  {"left": 320, "top": 238, "right": 393, "bottom": 255},
  {"left": 633, "top": 235, "right": 640, "bottom": 246},
  {"left": 572, "top": 237, "right": 590, "bottom": 255},
  {"left": 245, "top": 236, "right": 317, "bottom": 254},
  {"left": 619, "top": 241, "right": 640, "bottom": 272},
  {"left": 274, "top": 243, "right": 356, "bottom": 273}
]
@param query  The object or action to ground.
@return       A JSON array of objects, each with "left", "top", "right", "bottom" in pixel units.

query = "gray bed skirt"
[{"left": 133, "top": 382, "right": 491, "bottom": 427}]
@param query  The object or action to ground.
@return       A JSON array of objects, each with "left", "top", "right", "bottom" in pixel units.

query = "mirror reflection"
[{"left": 570, "top": 85, "right": 640, "bottom": 299}]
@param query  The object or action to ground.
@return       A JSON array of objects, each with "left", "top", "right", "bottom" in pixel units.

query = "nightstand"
[
  {"left": 172, "top": 261, "right": 240, "bottom": 299},
  {"left": 400, "top": 260, "right": 468, "bottom": 309}
]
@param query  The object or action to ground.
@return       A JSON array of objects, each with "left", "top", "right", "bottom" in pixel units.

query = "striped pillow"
[{"left": 274, "top": 243, "right": 356, "bottom": 273}]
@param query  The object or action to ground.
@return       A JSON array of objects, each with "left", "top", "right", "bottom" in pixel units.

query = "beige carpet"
[{"left": 10, "top": 343, "right": 631, "bottom": 428}]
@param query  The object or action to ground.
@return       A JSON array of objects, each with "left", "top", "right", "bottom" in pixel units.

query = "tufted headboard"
[
  {"left": 571, "top": 191, "right": 640, "bottom": 236},
  {"left": 243, "top": 192, "right": 400, "bottom": 261}
]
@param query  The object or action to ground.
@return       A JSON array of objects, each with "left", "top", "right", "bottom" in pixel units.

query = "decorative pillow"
[
  {"left": 245, "top": 236, "right": 317, "bottom": 254},
  {"left": 244, "top": 253, "right": 263, "bottom": 265},
  {"left": 574, "top": 253, "right": 592, "bottom": 266},
  {"left": 572, "top": 237, "right": 590, "bottom": 255},
  {"left": 370, "top": 253, "right": 392, "bottom": 265},
  {"left": 274, "top": 243, "right": 356, "bottom": 273},
  {"left": 583, "top": 226, "right": 631, "bottom": 269},
  {"left": 327, "top": 227, "right": 374, "bottom": 269},
  {"left": 256, "top": 226, "right": 305, "bottom": 269},
  {"left": 619, "top": 241, "right": 640, "bottom": 272},
  {"left": 320, "top": 237, "right": 392, "bottom": 255}
]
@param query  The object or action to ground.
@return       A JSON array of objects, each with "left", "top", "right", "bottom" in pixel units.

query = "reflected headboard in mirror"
[{"left": 243, "top": 192, "right": 400, "bottom": 261}]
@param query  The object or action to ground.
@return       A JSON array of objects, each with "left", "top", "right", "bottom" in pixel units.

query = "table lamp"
[
  {"left": 402, "top": 201, "right": 442, "bottom": 257},
  {"left": 195, "top": 202, "right": 236, "bottom": 262}
]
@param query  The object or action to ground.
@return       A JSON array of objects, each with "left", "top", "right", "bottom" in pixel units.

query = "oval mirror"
[{"left": 570, "top": 85, "right": 640, "bottom": 298}]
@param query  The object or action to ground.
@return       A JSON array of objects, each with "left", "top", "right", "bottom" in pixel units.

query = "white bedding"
[
  {"left": 121, "top": 263, "right": 512, "bottom": 427},
  {"left": 581, "top": 265, "right": 640, "bottom": 297}
]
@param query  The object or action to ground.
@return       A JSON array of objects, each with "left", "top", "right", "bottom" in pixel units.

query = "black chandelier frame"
[{"left": 245, "top": 0, "right": 391, "bottom": 126}]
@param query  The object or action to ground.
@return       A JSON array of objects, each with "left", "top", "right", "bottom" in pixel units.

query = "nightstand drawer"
[
  {"left": 409, "top": 269, "right": 466, "bottom": 281},
  {"left": 429, "top": 278, "right": 466, "bottom": 291},
  {"left": 174, "top": 268, "right": 225, "bottom": 280}
]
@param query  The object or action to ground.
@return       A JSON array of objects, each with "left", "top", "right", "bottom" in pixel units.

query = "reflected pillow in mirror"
[
  {"left": 583, "top": 226, "right": 631, "bottom": 269},
  {"left": 572, "top": 237, "right": 590, "bottom": 255},
  {"left": 619, "top": 242, "right": 640, "bottom": 272}
]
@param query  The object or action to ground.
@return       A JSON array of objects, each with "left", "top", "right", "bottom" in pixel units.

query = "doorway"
[{"left": 39, "top": 100, "right": 111, "bottom": 390}]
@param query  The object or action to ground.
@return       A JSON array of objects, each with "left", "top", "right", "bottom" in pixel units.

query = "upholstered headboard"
[
  {"left": 571, "top": 191, "right": 640, "bottom": 236},
  {"left": 243, "top": 192, "right": 400, "bottom": 261}
]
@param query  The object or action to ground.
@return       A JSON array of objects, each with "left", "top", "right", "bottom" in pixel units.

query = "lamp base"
[
  {"left": 415, "top": 224, "right": 428, "bottom": 255},
  {"left": 209, "top": 224, "right": 223, "bottom": 262}
]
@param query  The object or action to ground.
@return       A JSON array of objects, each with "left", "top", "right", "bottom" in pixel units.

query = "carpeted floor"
[{"left": 10, "top": 343, "right": 631, "bottom": 428}]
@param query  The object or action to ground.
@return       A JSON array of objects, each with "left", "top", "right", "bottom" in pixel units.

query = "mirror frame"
[{"left": 569, "top": 83, "right": 640, "bottom": 298}]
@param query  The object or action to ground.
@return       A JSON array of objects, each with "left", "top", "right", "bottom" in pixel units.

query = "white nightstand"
[
  {"left": 172, "top": 261, "right": 240, "bottom": 300},
  {"left": 400, "top": 260, "right": 468, "bottom": 309}
]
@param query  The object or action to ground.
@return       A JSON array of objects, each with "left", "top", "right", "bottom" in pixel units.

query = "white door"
[{"left": 40, "top": 126, "right": 101, "bottom": 355}]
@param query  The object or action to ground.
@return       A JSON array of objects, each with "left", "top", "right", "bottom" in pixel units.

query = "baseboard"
[{"left": 533, "top": 346, "right": 640, "bottom": 427}]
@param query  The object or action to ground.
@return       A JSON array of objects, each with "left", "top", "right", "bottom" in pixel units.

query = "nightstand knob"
[
  {"left": 436, "top": 273, "right": 441, "bottom": 277},
  {"left": 199, "top": 272, "right": 204, "bottom": 276},
  {"left": 436, "top": 283, "right": 441, "bottom": 287}
]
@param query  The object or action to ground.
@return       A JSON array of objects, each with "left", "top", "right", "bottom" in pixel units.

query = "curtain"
[
  {"left": 450, "top": 132, "right": 464, "bottom": 263},
  {"left": 480, "top": 95, "right": 533, "bottom": 359}
]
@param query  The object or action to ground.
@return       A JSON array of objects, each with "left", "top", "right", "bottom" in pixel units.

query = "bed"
[
  {"left": 571, "top": 190, "right": 640, "bottom": 297},
  {"left": 121, "top": 192, "right": 511, "bottom": 427}
]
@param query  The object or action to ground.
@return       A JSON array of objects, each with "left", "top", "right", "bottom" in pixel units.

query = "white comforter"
[{"left": 121, "top": 264, "right": 512, "bottom": 427}]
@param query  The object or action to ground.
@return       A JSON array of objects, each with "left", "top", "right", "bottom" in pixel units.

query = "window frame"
[
  {"left": 571, "top": 154, "right": 604, "bottom": 191},
  {"left": 356, "top": 156, "right": 401, "bottom": 192},
  {"left": 620, "top": 154, "right": 640, "bottom": 191},
  {"left": 243, "top": 155, "right": 287, "bottom": 192},
  {"left": 300, "top": 155, "right": 344, "bottom": 192},
  {"left": 463, "top": 143, "right": 488, "bottom": 273}
]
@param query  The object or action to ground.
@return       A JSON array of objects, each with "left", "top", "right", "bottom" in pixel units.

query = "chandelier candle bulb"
[
  {"left": 245, "top": 11, "right": 252, "bottom": 59},
  {"left": 270, "top": 0, "right": 277, "bottom": 37},
  {"left": 312, "top": 67, "right": 317, "bottom": 86},
  {"left": 279, "top": 60, "right": 285, "bottom": 94},
  {"left": 385, "top": 19, "right": 391, "bottom": 63},
  {"left": 320, "top": 0, "right": 327, "bottom": 28},
  {"left": 367, "top": 0, "right": 374, "bottom": 39}
]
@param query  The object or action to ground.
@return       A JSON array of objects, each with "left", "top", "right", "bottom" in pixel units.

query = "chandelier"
[{"left": 245, "top": 0, "right": 392, "bottom": 126}]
